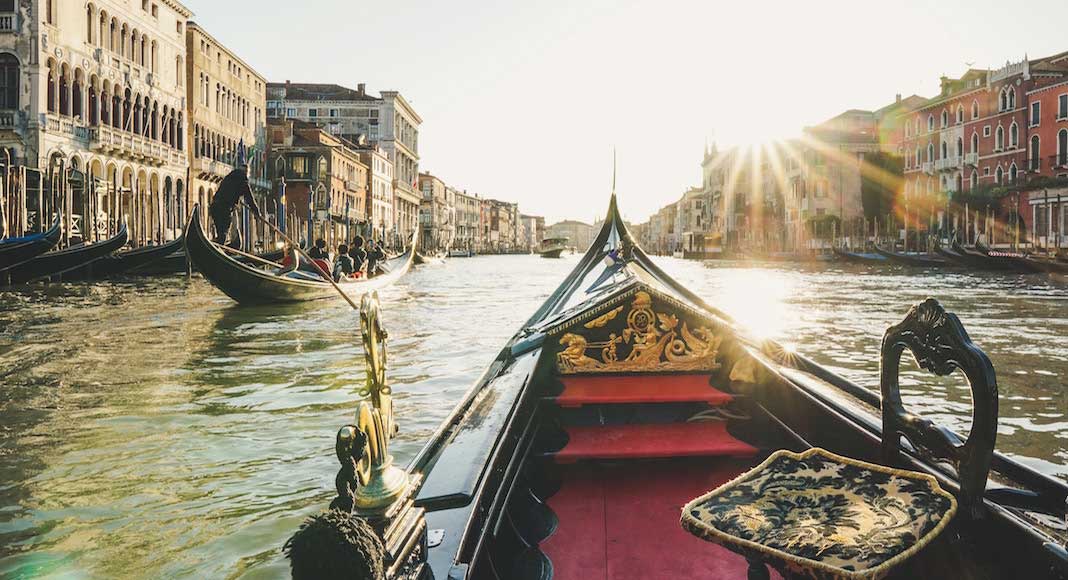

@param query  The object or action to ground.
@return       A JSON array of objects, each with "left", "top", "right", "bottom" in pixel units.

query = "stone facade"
[{"left": 0, "top": 0, "right": 192, "bottom": 245}]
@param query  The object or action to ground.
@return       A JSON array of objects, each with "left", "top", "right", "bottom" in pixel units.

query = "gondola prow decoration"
[{"left": 285, "top": 291, "right": 428, "bottom": 580}]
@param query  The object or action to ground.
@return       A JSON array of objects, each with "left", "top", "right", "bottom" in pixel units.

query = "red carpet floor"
[
  {"left": 556, "top": 421, "right": 758, "bottom": 461},
  {"left": 540, "top": 458, "right": 783, "bottom": 579},
  {"left": 556, "top": 374, "right": 733, "bottom": 407}
]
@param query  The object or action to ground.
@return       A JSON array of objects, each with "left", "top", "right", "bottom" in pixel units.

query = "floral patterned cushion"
[{"left": 680, "top": 448, "right": 957, "bottom": 580}]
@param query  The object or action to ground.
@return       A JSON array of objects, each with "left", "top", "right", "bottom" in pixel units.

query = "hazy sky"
[{"left": 185, "top": 0, "right": 1068, "bottom": 223}]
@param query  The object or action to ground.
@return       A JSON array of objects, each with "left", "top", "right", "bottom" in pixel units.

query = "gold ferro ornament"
[
  {"left": 336, "top": 291, "right": 409, "bottom": 513},
  {"left": 556, "top": 290, "right": 723, "bottom": 374}
]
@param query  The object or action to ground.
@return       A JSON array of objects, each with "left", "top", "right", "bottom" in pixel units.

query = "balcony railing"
[
  {"left": 0, "top": 109, "right": 16, "bottom": 129},
  {"left": 935, "top": 157, "right": 962, "bottom": 171},
  {"left": 921, "top": 162, "right": 933, "bottom": 174},
  {"left": 1050, "top": 155, "right": 1068, "bottom": 170},
  {"left": 0, "top": 12, "right": 16, "bottom": 33},
  {"left": 965, "top": 152, "right": 979, "bottom": 166},
  {"left": 193, "top": 156, "right": 233, "bottom": 179},
  {"left": 43, "top": 113, "right": 89, "bottom": 141},
  {"left": 89, "top": 125, "right": 180, "bottom": 167}
]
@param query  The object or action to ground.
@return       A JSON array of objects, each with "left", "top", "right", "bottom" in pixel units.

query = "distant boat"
[
  {"left": 449, "top": 248, "right": 474, "bottom": 258},
  {"left": 537, "top": 237, "right": 569, "bottom": 258},
  {"left": 60, "top": 235, "right": 185, "bottom": 281},
  {"left": 0, "top": 213, "right": 63, "bottom": 273}
]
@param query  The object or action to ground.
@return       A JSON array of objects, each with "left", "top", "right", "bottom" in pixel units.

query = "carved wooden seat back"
[{"left": 879, "top": 298, "right": 998, "bottom": 518}]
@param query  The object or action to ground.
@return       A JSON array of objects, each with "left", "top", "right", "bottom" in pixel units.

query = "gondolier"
[{"left": 209, "top": 162, "right": 261, "bottom": 247}]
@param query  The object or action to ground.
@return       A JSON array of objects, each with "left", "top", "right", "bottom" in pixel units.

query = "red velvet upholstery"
[
  {"left": 556, "top": 374, "right": 733, "bottom": 407},
  {"left": 541, "top": 459, "right": 783, "bottom": 579},
  {"left": 556, "top": 421, "right": 758, "bottom": 462}
]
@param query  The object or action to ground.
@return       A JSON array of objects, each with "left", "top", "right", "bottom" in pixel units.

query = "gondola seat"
[
  {"left": 681, "top": 447, "right": 957, "bottom": 580},
  {"left": 681, "top": 298, "right": 1000, "bottom": 580}
]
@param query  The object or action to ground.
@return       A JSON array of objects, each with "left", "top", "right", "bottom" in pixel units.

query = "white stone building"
[{"left": 0, "top": 0, "right": 191, "bottom": 245}]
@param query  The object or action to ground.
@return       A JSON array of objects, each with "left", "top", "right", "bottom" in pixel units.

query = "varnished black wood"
[{"left": 880, "top": 298, "right": 998, "bottom": 518}]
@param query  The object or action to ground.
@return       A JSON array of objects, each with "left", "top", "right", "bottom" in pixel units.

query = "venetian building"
[
  {"left": 185, "top": 21, "right": 267, "bottom": 223},
  {"left": 0, "top": 0, "right": 192, "bottom": 245}
]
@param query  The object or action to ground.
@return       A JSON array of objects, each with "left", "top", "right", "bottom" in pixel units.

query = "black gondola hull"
[
  {"left": 4, "top": 224, "right": 129, "bottom": 284},
  {"left": 0, "top": 215, "right": 63, "bottom": 274},
  {"left": 59, "top": 235, "right": 184, "bottom": 281}
]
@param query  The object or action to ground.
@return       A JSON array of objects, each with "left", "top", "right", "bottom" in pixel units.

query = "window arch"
[
  {"left": 999, "top": 89, "right": 1008, "bottom": 112},
  {"left": 996, "top": 166, "right": 1004, "bottom": 184},
  {"left": 956, "top": 105, "right": 964, "bottom": 124},
  {"left": 995, "top": 126, "right": 1005, "bottom": 150},
  {"left": 972, "top": 100, "right": 979, "bottom": 119},
  {"left": 927, "top": 143, "right": 934, "bottom": 162},
  {"left": 971, "top": 132, "right": 979, "bottom": 154},
  {"left": 914, "top": 146, "right": 921, "bottom": 166},
  {"left": 1009, "top": 121, "right": 1018, "bottom": 148},
  {"left": 941, "top": 141, "right": 948, "bottom": 159},
  {"left": 927, "top": 114, "right": 934, "bottom": 132},
  {"left": 941, "top": 110, "right": 948, "bottom": 128},
  {"left": 1009, "top": 88, "right": 1016, "bottom": 109},
  {"left": 970, "top": 170, "right": 978, "bottom": 188},
  {"left": 1009, "top": 162, "right": 1018, "bottom": 183},
  {"left": 956, "top": 137, "right": 963, "bottom": 157},
  {"left": 0, "top": 53, "right": 18, "bottom": 109},
  {"left": 1030, "top": 135, "right": 1040, "bottom": 171},
  {"left": 86, "top": 4, "right": 94, "bottom": 43}
]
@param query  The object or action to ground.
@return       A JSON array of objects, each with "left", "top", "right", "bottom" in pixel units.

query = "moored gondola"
[
  {"left": 59, "top": 235, "right": 185, "bottom": 281},
  {"left": 0, "top": 213, "right": 63, "bottom": 273},
  {"left": 287, "top": 194, "right": 1068, "bottom": 580},
  {"left": 875, "top": 245, "right": 951, "bottom": 267},
  {"left": 4, "top": 222, "right": 129, "bottom": 284},
  {"left": 832, "top": 246, "right": 888, "bottom": 264},
  {"left": 185, "top": 204, "right": 415, "bottom": 305}
]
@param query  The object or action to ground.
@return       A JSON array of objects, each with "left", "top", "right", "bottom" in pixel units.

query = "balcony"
[
  {"left": 0, "top": 109, "right": 16, "bottom": 129},
  {"left": 921, "top": 162, "right": 933, "bottom": 174},
  {"left": 89, "top": 125, "right": 179, "bottom": 167},
  {"left": 192, "top": 156, "right": 233, "bottom": 181},
  {"left": 1050, "top": 155, "right": 1068, "bottom": 171},
  {"left": 43, "top": 113, "right": 89, "bottom": 142},
  {"left": 0, "top": 12, "right": 16, "bottom": 33},
  {"left": 965, "top": 152, "right": 979, "bottom": 166},
  {"left": 935, "top": 156, "right": 962, "bottom": 171}
]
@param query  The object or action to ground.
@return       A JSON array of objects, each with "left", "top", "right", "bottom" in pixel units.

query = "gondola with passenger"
[
  {"left": 184, "top": 204, "right": 415, "bottom": 305},
  {"left": 286, "top": 193, "right": 1068, "bottom": 580}
]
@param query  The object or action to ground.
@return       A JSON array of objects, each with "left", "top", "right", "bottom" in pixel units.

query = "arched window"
[
  {"left": 971, "top": 132, "right": 979, "bottom": 153},
  {"left": 1000, "top": 89, "right": 1008, "bottom": 112},
  {"left": 972, "top": 100, "right": 979, "bottom": 119},
  {"left": 956, "top": 137, "right": 963, "bottom": 157},
  {"left": 996, "top": 126, "right": 1005, "bottom": 150},
  {"left": 86, "top": 5, "right": 94, "bottom": 43},
  {"left": 904, "top": 122, "right": 910, "bottom": 138},
  {"left": 1009, "top": 89, "right": 1016, "bottom": 109},
  {"left": 970, "top": 170, "right": 978, "bottom": 188},
  {"left": 927, "top": 143, "right": 934, "bottom": 162},
  {"left": 927, "top": 115, "right": 934, "bottom": 132},
  {"left": 1058, "top": 129, "right": 1068, "bottom": 167},
  {"left": 0, "top": 54, "right": 18, "bottom": 109},
  {"left": 46, "top": 0, "right": 55, "bottom": 25},
  {"left": 941, "top": 141, "right": 948, "bottom": 159},
  {"left": 956, "top": 106, "right": 964, "bottom": 124},
  {"left": 1009, "top": 163, "right": 1018, "bottom": 183},
  {"left": 1009, "top": 122, "right": 1018, "bottom": 148},
  {"left": 996, "top": 166, "right": 1004, "bottom": 184},
  {"left": 1030, "top": 135, "right": 1041, "bottom": 171},
  {"left": 914, "top": 147, "right": 921, "bottom": 166},
  {"left": 941, "top": 110, "right": 948, "bottom": 127}
]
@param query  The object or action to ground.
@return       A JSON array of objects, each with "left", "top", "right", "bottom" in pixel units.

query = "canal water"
[{"left": 1, "top": 255, "right": 1066, "bottom": 578}]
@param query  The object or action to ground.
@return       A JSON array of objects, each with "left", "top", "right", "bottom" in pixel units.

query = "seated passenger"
[
  {"left": 366, "top": 240, "right": 385, "bottom": 278},
  {"left": 334, "top": 244, "right": 356, "bottom": 281},
  {"left": 349, "top": 236, "right": 368, "bottom": 273},
  {"left": 308, "top": 238, "right": 329, "bottom": 260}
]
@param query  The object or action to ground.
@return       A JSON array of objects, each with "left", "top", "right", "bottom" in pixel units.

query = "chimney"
[
  {"left": 895, "top": 93, "right": 901, "bottom": 103},
  {"left": 357, "top": 83, "right": 366, "bottom": 96}
]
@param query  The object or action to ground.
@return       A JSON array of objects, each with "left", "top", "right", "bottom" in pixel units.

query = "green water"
[{"left": 1, "top": 255, "right": 1065, "bottom": 578}]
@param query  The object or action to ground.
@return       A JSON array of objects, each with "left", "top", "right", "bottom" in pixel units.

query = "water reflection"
[{"left": 0, "top": 255, "right": 1065, "bottom": 577}]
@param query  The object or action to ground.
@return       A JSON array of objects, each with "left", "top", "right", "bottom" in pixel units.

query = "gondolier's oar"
[{"left": 242, "top": 203, "right": 361, "bottom": 311}]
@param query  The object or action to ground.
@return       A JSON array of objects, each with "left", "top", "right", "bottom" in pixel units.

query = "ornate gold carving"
[
  {"left": 729, "top": 357, "right": 758, "bottom": 384},
  {"left": 584, "top": 305, "right": 623, "bottom": 329},
  {"left": 557, "top": 290, "right": 723, "bottom": 374},
  {"left": 335, "top": 291, "right": 409, "bottom": 514}
]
